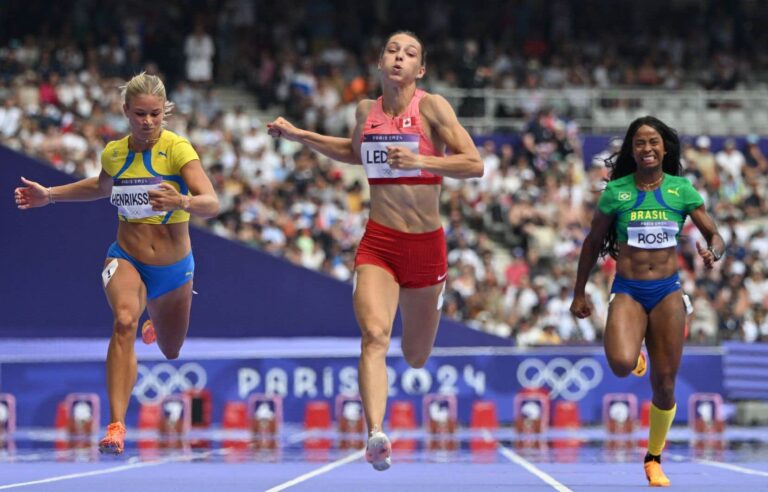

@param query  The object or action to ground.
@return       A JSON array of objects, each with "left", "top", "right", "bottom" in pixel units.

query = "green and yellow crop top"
[
  {"left": 597, "top": 173, "right": 704, "bottom": 249},
  {"left": 101, "top": 130, "right": 199, "bottom": 224}
]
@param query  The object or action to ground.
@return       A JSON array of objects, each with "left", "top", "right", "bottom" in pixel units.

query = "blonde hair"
[{"left": 120, "top": 72, "right": 174, "bottom": 124}]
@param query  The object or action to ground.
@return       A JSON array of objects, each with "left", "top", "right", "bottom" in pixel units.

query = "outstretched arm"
[
  {"left": 15, "top": 171, "right": 112, "bottom": 209},
  {"left": 570, "top": 210, "right": 613, "bottom": 318},
  {"left": 266, "top": 100, "right": 373, "bottom": 164},
  {"left": 388, "top": 94, "right": 483, "bottom": 179}
]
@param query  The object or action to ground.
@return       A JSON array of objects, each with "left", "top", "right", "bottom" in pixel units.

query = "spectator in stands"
[
  {"left": 715, "top": 137, "right": 746, "bottom": 187},
  {"left": 743, "top": 135, "right": 767, "bottom": 180},
  {"left": 3, "top": 2, "right": 767, "bottom": 346},
  {"left": 569, "top": 116, "right": 725, "bottom": 486},
  {"left": 266, "top": 31, "right": 482, "bottom": 471},
  {"left": 685, "top": 135, "right": 718, "bottom": 189},
  {"left": 521, "top": 107, "right": 557, "bottom": 174},
  {"left": 13, "top": 72, "right": 220, "bottom": 455},
  {"left": 184, "top": 21, "right": 216, "bottom": 86}
]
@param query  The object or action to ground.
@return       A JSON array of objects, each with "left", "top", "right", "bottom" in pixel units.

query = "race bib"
[
  {"left": 110, "top": 177, "right": 165, "bottom": 219},
  {"left": 361, "top": 134, "right": 421, "bottom": 179},
  {"left": 627, "top": 221, "right": 678, "bottom": 249}
]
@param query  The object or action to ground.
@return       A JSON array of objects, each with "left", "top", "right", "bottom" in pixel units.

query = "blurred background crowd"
[{"left": 2, "top": 0, "right": 767, "bottom": 345}]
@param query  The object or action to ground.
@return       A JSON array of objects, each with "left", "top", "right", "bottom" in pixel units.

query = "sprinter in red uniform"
[{"left": 268, "top": 31, "right": 483, "bottom": 471}]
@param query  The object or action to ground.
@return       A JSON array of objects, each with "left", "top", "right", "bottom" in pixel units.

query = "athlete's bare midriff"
[
  {"left": 616, "top": 243, "right": 678, "bottom": 280},
  {"left": 116, "top": 221, "right": 191, "bottom": 265},
  {"left": 368, "top": 184, "right": 442, "bottom": 232}
]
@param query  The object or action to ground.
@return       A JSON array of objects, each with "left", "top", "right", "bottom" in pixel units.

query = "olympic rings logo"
[
  {"left": 132, "top": 362, "right": 208, "bottom": 404},
  {"left": 516, "top": 357, "right": 603, "bottom": 401}
]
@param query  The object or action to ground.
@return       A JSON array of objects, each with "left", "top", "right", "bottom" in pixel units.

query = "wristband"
[{"left": 707, "top": 246, "right": 722, "bottom": 261}]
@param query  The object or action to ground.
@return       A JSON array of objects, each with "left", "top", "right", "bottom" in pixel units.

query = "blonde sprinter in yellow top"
[{"left": 14, "top": 72, "right": 220, "bottom": 454}]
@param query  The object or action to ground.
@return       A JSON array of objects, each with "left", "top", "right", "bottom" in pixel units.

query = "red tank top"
[{"left": 360, "top": 89, "right": 443, "bottom": 185}]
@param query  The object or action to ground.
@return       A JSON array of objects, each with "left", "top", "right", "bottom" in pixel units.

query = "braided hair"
[{"left": 600, "top": 116, "right": 683, "bottom": 259}]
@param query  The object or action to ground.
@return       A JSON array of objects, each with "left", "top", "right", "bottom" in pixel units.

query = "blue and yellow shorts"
[
  {"left": 610, "top": 272, "right": 681, "bottom": 313},
  {"left": 106, "top": 242, "right": 194, "bottom": 299}
]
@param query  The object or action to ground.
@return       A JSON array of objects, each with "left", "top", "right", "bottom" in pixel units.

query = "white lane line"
[
  {"left": 669, "top": 454, "right": 768, "bottom": 478},
  {"left": 491, "top": 431, "right": 572, "bottom": 492},
  {"left": 0, "top": 459, "right": 168, "bottom": 490},
  {"left": 264, "top": 448, "right": 365, "bottom": 492},
  {"left": 0, "top": 450, "right": 218, "bottom": 490}
]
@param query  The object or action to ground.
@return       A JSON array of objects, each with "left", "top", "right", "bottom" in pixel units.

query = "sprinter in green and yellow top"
[
  {"left": 569, "top": 116, "right": 724, "bottom": 487},
  {"left": 14, "top": 72, "right": 220, "bottom": 456},
  {"left": 598, "top": 173, "right": 703, "bottom": 250}
]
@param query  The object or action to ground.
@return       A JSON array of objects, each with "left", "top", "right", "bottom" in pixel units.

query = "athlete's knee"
[
  {"left": 606, "top": 352, "right": 636, "bottom": 378},
  {"left": 360, "top": 326, "right": 390, "bottom": 353},
  {"left": 157, "top": 342, "right": 181, "bottom": 360},
  {"left": 112, "top": 307, "right": 139, "bottom": 336},
  {"left": 402, "top": 347, "right": 430, "bottom": 368},
  {"left": 161, "top": 349, "right": 180, "bottom": 360}
]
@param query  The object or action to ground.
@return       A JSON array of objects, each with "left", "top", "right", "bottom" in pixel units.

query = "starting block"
[
  {"left": 388, "top": 400, "right": 417, "bottom": 452},
  {"left": 336, "top": 395, "right": 364, "bottom": 449},
  {"left": 145, "top": 393, "right": 192, "bottom": 453},
  {"left": 186, "top": 389, "right": 212, "bottom": 429},
  {"left": 423, "top": 393, "right": 458, "bottom": 451},
  {"left": 550, "top": 400, "right": 582, "bottom": 460},
  {"left": 689, "top": 393, "right": 726, "bottom": 459},
  {"left": 514, "top": 390, "right": 548, "bottom": 451},
  {"left": 159, "top": 393, "right": 192, "bottom": 435},
  {"left": 63, "top": 393, "right": 100, "bottom": 436},
  {"left": 248, "top": 394, "right": 282, "bottom": 450},
  {"left": 469, "top": 400, "right": 499, "bottom": 452},
  {"left": 603, "top": 393, "right": 638, "bottom": 434},
  {"left": 303, "top": 400, "right": 332, "bottom": 452},
  {"left": 220, "top": 401, "right": 249, "bottom": 453},
  {"left": 0, "top": 394, "right": 16, "bottom": 436},
  {"left": 137, "top": 403, "right": 162, "bottom": 456},
  {"left": 0, "top": 394, "right": 15, "bottom": 452},
  {"left": 689, "top": 393, "right": 725, "bottom": 434},
  {"left": 514, "top": 390, "right": 549, "bottom": 434}
]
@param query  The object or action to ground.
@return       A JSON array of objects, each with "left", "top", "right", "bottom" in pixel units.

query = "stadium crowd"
[{"left": 2, "top": 0, "right": 767, "bottom": 345}]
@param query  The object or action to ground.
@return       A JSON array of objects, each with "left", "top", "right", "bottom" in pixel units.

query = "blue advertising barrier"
[{"left": 1, "top": 346, "right": 723, "bottom": 427}]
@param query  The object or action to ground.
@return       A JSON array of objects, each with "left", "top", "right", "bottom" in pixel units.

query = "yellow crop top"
[{"left": 101, "top": 130, "right": 199, "bottom": 224}]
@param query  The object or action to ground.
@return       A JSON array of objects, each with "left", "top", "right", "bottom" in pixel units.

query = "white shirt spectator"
[
  {"left": 60, "top": 131, "right": 88, "bottom": 160},
  {"left": 715, "top": 140, "right": 745, "bottom": 183},
  {"left": 56, "top": 75, "right": 86, "bottom": 109},
  {"left": 447, "top": 244, "right": 484, "bottom": 279},
  {"left": 0, "top": 101, "right": 23, "bottom": 137},
  {"left": 744, "top": 270, "right": 768, "bottom": 306},
  {"left": 184, "top": 27, "right": 215, "bottom": 82},
  {"left": 742, "top": 310, "right": 768, "bottom": 343},
  {"left": 222, "top": 108, "right": 252, "bottom": 138},
  {"left": 241, "top": 126, "right": 270, "bottom": 155},
  {"left": 171, "top": 82, "right": 199, "bottom": 115},
  {"left": 512, "top": 286, "right": 539, "bottom": 319}
]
